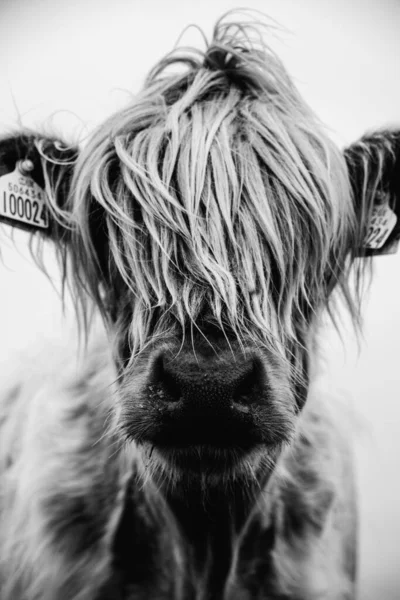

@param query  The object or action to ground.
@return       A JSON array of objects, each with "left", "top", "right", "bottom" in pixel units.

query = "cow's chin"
[{"left": 136, "top": 441, "right": 281, "bottom": 493}]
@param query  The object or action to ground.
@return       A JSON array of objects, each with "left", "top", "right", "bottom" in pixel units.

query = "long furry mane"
[{"left": 34, "top": 13, "right": 361, "bottom": 366}]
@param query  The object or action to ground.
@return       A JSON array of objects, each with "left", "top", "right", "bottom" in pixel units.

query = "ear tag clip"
[{"left": 0, "top": 160, "right": 48, "bottom": 229}]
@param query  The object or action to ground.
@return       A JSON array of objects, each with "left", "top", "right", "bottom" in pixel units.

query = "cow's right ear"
[
  {"left": 344, "top": 130, "right": 400, "bottom": 257},
  {"left": 0, "top": 133, "right": 78, "bottom": 240}
]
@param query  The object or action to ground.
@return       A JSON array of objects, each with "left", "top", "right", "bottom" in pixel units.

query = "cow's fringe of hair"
[
  {"left": 0, "top": 329, "right": 356, "bottom": 599},
  {"left": 3, "top": 15, "right": 396, "bottom": 366},
  {"left": 23, "top": 13, "right": 372, "bottom": 370}
]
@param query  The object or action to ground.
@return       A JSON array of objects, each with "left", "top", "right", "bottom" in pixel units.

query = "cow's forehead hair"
[{"left": 55, "top": 16, "right": 358, "bottom": 360}]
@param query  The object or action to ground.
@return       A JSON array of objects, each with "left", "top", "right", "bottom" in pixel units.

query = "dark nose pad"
[{"left": 151, "top": 352, "right": 263, "bottom": 411}]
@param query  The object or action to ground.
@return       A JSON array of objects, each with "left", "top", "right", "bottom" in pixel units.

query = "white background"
[{"left": 0, "top": 0, "right": 399, "bottom": 597}]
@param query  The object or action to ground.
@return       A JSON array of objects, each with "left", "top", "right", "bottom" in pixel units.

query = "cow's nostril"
[
  {"left": 162, "top": 369, "right": 182, "bottom": 402},
  {"left": 152, "top": 356, "right": 182, "bottom": 402},
  {"left": 232, "top": 363, "right": 261, "bottom": 405}
]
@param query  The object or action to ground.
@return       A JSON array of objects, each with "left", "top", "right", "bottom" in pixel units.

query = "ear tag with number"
[
  {"left": 362, "top": 191, "right": 399, "bottom": 255},
  {"left": 0, "top": 161, "right": 48, "bottom": 229}
]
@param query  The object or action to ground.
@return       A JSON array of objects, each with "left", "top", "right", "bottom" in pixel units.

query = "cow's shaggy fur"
[
  {"left": 0, "top": 330, "right": 356, "bottom": 600},
  {"left": 0, "top": 12, "right": 398, "bottom": 600}
]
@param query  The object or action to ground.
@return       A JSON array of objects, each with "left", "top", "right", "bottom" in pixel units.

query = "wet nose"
[{"left": 150, "top": 350, "right": 263, "bottom": 412}]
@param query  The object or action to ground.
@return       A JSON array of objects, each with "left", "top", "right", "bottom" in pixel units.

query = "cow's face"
[
  {"left": 2, "top": 28, "right": 398, "bottom": 493},
  {"left": 64, "top": 58, "right": 358, "bottom": 492}
]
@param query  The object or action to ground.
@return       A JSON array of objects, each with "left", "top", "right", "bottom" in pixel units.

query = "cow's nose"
[{"left": 150, "top": 351, "right": 263, "bottom": 412}]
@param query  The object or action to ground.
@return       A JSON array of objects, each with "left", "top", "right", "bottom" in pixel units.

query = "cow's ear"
[
  {"left": 0, "top": 133, "right": 78, "bottom": 240},
  {"left": 344, "top": 130, "right": 400, "bottom": 257}
]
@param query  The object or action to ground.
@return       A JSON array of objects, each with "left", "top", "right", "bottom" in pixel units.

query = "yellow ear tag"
[{"left": 0, "top": 160, "right": 48, "bottom": 229}]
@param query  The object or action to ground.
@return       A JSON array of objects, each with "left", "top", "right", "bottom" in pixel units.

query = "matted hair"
[{"left": 41, "top": 14, "right": 361, "bottom": 369}]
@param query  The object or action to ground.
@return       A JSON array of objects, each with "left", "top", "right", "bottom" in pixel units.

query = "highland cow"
[{"left": 0, "top": 14, "right": 399, "bottom": 600}]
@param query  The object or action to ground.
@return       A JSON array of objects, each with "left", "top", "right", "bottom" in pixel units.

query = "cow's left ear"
[
  {"left": 0, "top": 133, "right": 78, "bottom": 240},
  {"left": 344, "top": 130, "right": 400, "bottom": 256}
]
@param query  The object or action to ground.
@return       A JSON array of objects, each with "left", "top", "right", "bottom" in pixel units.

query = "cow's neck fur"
[
  {"left": 165, "top": 485, "right": 258, "bottom": 594},
  {"left": 110, "top": 467, "right": 278, "bottom": 599}
]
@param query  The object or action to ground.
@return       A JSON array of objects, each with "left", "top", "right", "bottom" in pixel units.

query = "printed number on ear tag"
[
  {"left": 364, "top": 201, "right": 397, "bottom": 250},
  {"left": 0, "top": 164, "right": 48, "bottom": 229}
]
